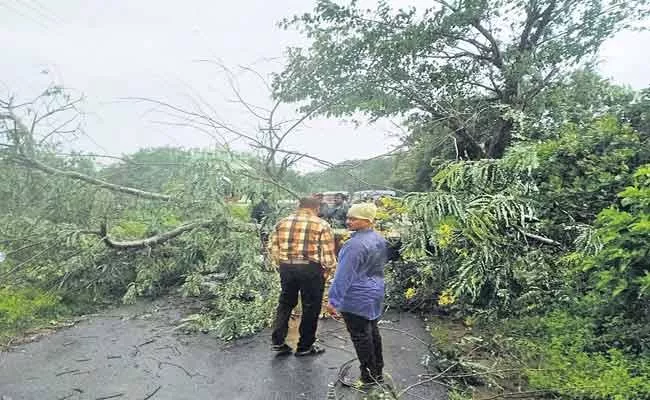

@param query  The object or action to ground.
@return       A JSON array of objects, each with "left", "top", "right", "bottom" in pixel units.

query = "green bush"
[
  {"left": 505, "top": 312, "right": 650, "bottom": 400},
  {"left": 0, "top": 287, "right": 62, "bottom": 337}
]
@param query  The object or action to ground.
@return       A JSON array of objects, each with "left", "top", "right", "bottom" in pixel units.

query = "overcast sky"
[{"left": 1, "top": 0, "right": 649, "bottom": 171}]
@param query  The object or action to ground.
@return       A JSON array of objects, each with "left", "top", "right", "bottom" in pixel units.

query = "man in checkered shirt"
[{"left": 268, "top": 196, "right": 337, "bottom": 356}]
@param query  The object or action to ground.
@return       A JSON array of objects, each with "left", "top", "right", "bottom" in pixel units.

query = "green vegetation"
[
  {"left": 2, "top": 0, "right": 650, "bottom": 398},
  {"left": 272, "top": 1, "right": 650, "bottom": 398},
  {"left": 0, "top": 288, "right": 63, "bottom": 343}
]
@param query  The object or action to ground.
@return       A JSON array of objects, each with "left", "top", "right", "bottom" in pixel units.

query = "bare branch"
[
  {"left": 53, "top": 152, "right": 191, "bottom": 167},
  {"left": 17, "top": 155, "right": 172, "bottom": 201},
  {"left": 100, "top": 220, "right": 213, "bottom": 249},
  {"left": 520, "top": 230, "right": 562, "bottom": 246},
  {"left": 239, "top": 170, "right": 299, "bottom": 199},
  {"left": 99, "top": 219, "right": 258, "bottom": 249},
  {"left": 38, "top": 114, "right": 80, "bottom": 146}
]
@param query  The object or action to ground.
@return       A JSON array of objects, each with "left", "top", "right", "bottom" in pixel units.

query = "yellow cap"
[{"left": 347, "top": 203, "right": 377, "bottom": 222}]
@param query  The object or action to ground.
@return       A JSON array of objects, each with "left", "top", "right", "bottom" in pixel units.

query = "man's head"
[
  {"left": 261, "top": 191, "right": 271, "bottom": 199},
  {"left": 299, "top": 196, "right": 321, "bottom": 213},
  {"left": 313, "top": 193, "right": 323, "bottom": 201},
  {"left": 346, "top": 203, "right": 377, "bottom": 231},
  {"left": 334, "top": 193, "right": 345, "bottom": 205}
]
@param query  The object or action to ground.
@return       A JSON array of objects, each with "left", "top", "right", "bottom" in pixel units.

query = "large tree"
[{"left": 273, "top": 0, "right": 649, "bottom": 159}]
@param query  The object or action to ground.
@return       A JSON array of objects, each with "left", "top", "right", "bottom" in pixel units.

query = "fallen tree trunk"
[
  {"left": 98, "top": 220, "right": 259, "bottom": 250},
  {"left": 99, "top": 220, "right": 213, "bottom": 249}
]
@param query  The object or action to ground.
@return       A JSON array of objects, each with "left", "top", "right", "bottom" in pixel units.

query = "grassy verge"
[
  {"left": 417, "top": 313, "right": 650, "bottom": 400},
  {"left": 0, "top": 286, "right": 69, "bottom": 347}
]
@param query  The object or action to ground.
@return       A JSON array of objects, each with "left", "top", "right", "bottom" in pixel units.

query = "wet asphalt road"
[{"left": 0, "top": 297, "right": 446, "bottom": 400}]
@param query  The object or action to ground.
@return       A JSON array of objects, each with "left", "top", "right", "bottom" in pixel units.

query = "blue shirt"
[{"left": 328, "top": 229, "right": 388, "bottom": 320}]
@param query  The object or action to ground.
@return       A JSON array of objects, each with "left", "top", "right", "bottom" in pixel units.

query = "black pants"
[
  {"left": 342, "top": 312, "right": 384, "bottom": 383},
  {"left": 271, "top": 262, "right": 325, "bottom": 351}
]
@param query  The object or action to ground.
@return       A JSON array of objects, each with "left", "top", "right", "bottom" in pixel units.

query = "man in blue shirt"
[{"left": 326, "top": 203, "right": 389, "bottom": 386}]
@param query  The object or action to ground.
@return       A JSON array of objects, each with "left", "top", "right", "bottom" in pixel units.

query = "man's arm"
[
  {"left": 319, "top": 225, "right": 337, "bottom": 272},
  {"left": 328, "top": 241, "right": 362, "bottom": 311},
  {"left": 268, "top": 227, "right": 280, "bottom": 268}
]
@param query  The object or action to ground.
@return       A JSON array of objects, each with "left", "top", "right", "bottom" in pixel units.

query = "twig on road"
[
  {"left": 96, "top": 393, "right": 124, "bottom": 400},
  {"left": 159, "top": 360, "right": 198, "bottom": 377},
  {"left": 147, "top": 356, "right": 204, "bottom": 378},
  {"left": 377, "top": 326, "right": 433, "bottom": 350},
  {"left": 398, "top": 362, "right": 460, "bottom": 397},
  {"left": 56, "top": 369, "right": 81, "bottom": 376},
  {"left": 480, "top": 390, "right": 554, "bottom": 400},
  {"left": 137, "top": 339, "right": 156, "bottom": 347},
  {"left": 141, "top": 385, "right": 162, "bottom": 400},
  {"left": 336, "top": 358, "right": 358, "bottom": 387}
]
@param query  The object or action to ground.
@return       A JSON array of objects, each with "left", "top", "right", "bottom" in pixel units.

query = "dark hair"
[{"left": 299, "top": 197, "right": 321, "bottom": 209}]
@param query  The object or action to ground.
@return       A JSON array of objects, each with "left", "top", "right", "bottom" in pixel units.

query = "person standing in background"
[
  {"left": 327, "top": 192, "right": 350, "bottom": 229},
  {"left": 313, "top": 193, "right": 330, "bottom": 219},
  {"left": 251, "top": 191, "right": 274, "bottom": 248}
]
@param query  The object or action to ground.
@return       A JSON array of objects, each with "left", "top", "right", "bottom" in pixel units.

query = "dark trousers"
[
  {"left": 342, "top": 312, "right": 384, "bottom": 383},
  {"left": 271, "top": 262, "right": 325, "bottom": 351}
]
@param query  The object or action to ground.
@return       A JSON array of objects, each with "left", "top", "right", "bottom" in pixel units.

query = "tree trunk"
[{"left": 486, "top": 118, "right": 513, "bottom": 158}]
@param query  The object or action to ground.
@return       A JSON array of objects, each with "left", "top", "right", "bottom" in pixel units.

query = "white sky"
[{"left": 1, "top": 0, "right": 649, "bottom": 172}]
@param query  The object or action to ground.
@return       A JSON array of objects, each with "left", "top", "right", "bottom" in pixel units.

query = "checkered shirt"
[{"left": 268, "top": 209, "right": 337, "bottom": 270}]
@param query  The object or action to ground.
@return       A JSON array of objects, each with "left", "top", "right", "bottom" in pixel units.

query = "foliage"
[
  {"left": 395, "top": 115, "right": 649, "bottom": 317},
  {"left": 274, "top": 0, "right": 650, "bottom": 158},
  {"left": 572, "top": 164, "right": 650, "bottom": 316},
  {"left": 179, "top": 230, "right": 280, "bottom": 340},
  {"left": 0, "top": 138, "right": 298, "bottom": 340},
  {"left": 524, "top": 69, "right": 637, "bottom": 139},
  {"left": 304, "top": 156, "right": 397, "bottom": 193},
  {"left": 504, "top": 311, "right": 650, "bottom": 399},
  {"left": 401, "top": 161, "right": 549, "bottom": 314},
  {"left": 533, "top": 117, "right": 648, "bottom": 227},
  {"left": 0, "top": 287, "right": 63, "bottom": 340},
  {"left": 390, "top": 113, "right": 650, "bottom": 398}
]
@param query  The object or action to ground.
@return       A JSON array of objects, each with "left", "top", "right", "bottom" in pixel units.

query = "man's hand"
[
  {"left": 326, "top": 303, "right": 339, "bottom": 318},
  {"left": 323, "top": 269, "right": 331, "bottom": 281}
]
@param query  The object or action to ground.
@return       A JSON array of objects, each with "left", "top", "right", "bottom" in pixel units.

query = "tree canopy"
[{"left": 274, "top": 0, "right": 649, "bottom": 159}]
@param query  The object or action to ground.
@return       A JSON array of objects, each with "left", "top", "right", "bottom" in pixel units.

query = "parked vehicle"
[{"left": 351, "top": 190, "right": 397, "bottom": 202}]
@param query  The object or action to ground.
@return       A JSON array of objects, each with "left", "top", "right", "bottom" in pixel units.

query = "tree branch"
[
  {"left": 529, "top": 0, "right": 557, "bottom": 46},
  {"left": 100, "top": 220, "right": 213, "bottom": 249},
  {"left": 239, "top": 170, "right": 299, "bottom": 199},
  {"left": 99, "top": 219, "right": 258, "bottom": 249},
  {"left": 518, "top": 229, "right": 562, "bottom": 246},
  {"left": 18, "top": 156, "right": 172, "bottom": 201}
]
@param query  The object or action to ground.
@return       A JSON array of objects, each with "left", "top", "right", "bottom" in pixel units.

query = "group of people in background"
[{"left": 314, "top": 192, "right": 350, "bottom": 229}]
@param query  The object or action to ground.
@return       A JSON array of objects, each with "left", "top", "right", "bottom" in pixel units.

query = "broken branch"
[
  {"left": 100, "top": 220, "right": 214, "bottom": 249},
  {"left": 18, "top": 156, "right": 171, "bottom": 201}
]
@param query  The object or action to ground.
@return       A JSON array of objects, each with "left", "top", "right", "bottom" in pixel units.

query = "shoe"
[
  {"left": 294, "top": 343, "right": 326, "bottom": 357},
  {"left": 271, "top": 343, "right": 293, "bottom": 356}
]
